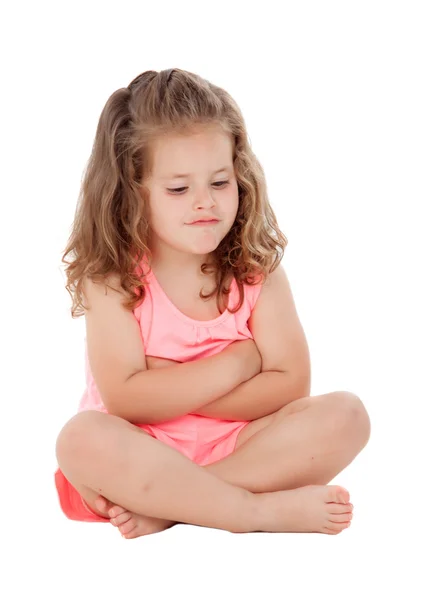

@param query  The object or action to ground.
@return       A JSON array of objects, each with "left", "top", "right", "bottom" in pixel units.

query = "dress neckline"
[{"left": 147, "top": 268, "right": 235, "bottom": 327}]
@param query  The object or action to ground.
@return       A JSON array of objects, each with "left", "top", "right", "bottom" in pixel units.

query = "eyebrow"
[{"left": 160, "top": 166, "right": 232, "bottom": 180}]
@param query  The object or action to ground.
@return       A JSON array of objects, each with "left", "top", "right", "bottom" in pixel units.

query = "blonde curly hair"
[{"left": 62, "top": 68, "right": 288, "bottom": 318}]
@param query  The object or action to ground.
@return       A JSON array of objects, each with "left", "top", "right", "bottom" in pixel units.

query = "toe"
[
  {"left": 328, "top": 502, "right": 353, "bottom": 515},
  {"left": 337, "top": 486, "right": 350, "bottom": 503},
  {"left": 324, "top": 521, "right": 350, "bottom": 534},
  {"left": 328, "top": 513, "right": 353, "bottom": 524},
  {"left": 95, "top": 496, "right": 110, "bottom": 513},
  {"left": 327, "top": 485, "right": 350, "bottom": 504},
  {"left": 108, "top": 505, "right": 127, "bottom": 519},
  {"left": 322, "top": 525, "right": 344, "bottom": 535},
  {"left": 122, "top": 526, "right": 143, "bottom": 539},
  {"left": 111, "top": 511, "right": 133, "bottom": 527},
  {"left": 119, "top": 519, "right": 137, "bottom": 535}
]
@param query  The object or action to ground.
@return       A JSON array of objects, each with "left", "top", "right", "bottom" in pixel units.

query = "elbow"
[
  {"left": 101, "top": 372, "right": 141, "bottom": 420},
  {"left": 269, "top": 369, "right": 311, "bottom": 399},
  {"left": 283, "top": 369, "right": 311, "bottom": 399},
  {"left": 102, "top": 399, "right": 140, "bottom": 424},
  {"left": 100, "top": 381, "right": 133, "bottom": 421},
  {"left": 100, "top": 394, "right": 126, "bottom": 420}
]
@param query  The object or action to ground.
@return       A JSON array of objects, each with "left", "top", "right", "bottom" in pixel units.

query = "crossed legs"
[{"left": 56, "top": 391, "right": 370, "bottom": 535}]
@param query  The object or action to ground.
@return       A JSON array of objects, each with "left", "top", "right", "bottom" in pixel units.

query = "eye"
[{"left": 167, "top": 181, "right": 229, "bottom": 194}]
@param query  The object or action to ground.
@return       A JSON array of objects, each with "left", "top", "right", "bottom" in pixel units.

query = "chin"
[{"left": 188, "top": 245, "right": 219, "bottom": 256}]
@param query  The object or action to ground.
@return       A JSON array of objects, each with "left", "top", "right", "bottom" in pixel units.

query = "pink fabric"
[{"left": 55, "top": 262, "right": 263, "bottom": 522}]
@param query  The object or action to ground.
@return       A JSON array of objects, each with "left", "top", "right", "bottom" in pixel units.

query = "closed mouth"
[{"left": 188, "top": 219, "right": 219, "bottom": 224}]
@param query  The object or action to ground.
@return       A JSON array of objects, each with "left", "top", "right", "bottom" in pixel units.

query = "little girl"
[{"left": 54, "top": 68, "right": 370, "bottom": 539}]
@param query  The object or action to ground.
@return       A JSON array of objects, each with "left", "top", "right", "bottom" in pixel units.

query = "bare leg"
[
  {"left": 204, "top": 391, "right": 370, "bottom": 492},
  {"left": 56, "top": 408, "right": 354, "bottom": 536},
  {"left": 99, "top": 391, "right": 368, "bottom": 537},
  {"left": 56, "top": 410, "right": 259, "bottom": 534}
]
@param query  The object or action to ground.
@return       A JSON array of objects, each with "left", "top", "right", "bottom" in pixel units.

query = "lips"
[{"left": 188, "top": 219, "right": 219, "bottom": 224}]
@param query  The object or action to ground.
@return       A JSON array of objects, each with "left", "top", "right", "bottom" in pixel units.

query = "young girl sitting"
[{"left": 54, "top": 68, "right": 370, "bottom": 539}]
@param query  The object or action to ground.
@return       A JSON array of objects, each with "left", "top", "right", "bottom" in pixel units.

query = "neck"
[{"left": 149, "top": 248, "right": 215, "bottom": 278}]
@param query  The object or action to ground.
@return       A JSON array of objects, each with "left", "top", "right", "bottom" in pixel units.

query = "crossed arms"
[{"left": 113, "top": 264, "right": 311, "bottom": 424}]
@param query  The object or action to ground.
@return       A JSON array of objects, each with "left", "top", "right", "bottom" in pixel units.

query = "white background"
[{"left": 2, "top": 1, "right": 426, "bottom": 598}]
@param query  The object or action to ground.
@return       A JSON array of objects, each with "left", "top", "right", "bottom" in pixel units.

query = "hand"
[
  {"left": 145, "top": 356, "right": 181, "bottom": 370},
  {"left": 226, "top": 339, "right": 262, "bottom": 382}
]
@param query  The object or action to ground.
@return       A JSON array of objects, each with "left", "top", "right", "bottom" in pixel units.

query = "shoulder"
[
  {"left": 243, "top": 264, "right": 287, "bottom": 311},
  {"left": 257, "top": 263, "right": 291, "bottom": 298},
  {"left": 250, "top": 263, "right": 297, "bottom": 320},
  {"left": 235, "top": 271, "right": 264, "bottom": 312},
  {"left": 81, "top": 273, "right": 130, "bottom": 309}
]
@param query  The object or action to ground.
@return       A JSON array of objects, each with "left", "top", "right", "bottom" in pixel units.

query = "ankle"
[{"left": 233, "top": 490, "right": 267, "bottom": 534}]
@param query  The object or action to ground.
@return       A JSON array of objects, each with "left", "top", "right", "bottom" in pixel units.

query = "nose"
[{"left": 193, "top": 189, "right": 216, "bottom": 210}]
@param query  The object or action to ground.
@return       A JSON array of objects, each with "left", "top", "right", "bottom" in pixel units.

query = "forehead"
[
  {"left": 159, "top": 166, "right": 233, "bottom": 180},
  {"left": 151, "top": 128, "right": 234, "bottom": 179}
]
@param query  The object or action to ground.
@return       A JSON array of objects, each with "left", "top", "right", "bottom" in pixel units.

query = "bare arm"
[
  {"left": 147, "top": 352, "right": 307, "bottom": 422},
  {"left": 109, "top": 339, "right": 261, "bottom": 424},
  {"left": 149, "top": 356, "right": 307, "bottom": 422},
  {"left": 82, "top": 274, "right": 261, "bottom": 425},
  {"left": 194, "top": 264, "right": 311, "bottom": 420},
  {"left": 114, "top": 346, "right": 246, "bottom": 424},
  {"left": 194, "top": 370, "right": 309, "bottom": 420}
]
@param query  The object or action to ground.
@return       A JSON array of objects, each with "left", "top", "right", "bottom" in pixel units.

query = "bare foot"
[
  {"left": 94, "top": 496, "right": 177, "bottom": 539},
  {"left": 256, "top": 485, "right": 353, "bottom": 534},
  {"left": 94, "top": 485, "right": 353, "bottom": 537}
]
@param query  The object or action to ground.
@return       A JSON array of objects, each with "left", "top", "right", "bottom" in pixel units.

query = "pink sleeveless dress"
[{"left": 54, "top": 265, "right": 263, "bottom": 522}]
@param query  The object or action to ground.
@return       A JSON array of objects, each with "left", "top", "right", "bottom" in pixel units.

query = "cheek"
[
  {"left": 223, "top": 190, "right": 239, "bottom": 221},
  {"left": 150, "top": 202, "right": 182, "bottom": 234}
]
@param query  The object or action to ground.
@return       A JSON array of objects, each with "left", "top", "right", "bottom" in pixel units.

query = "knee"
[
  {"left": 55, "top": 410, "right": 107, "bottom": 467},
  {"left": 327, "top": 391, "right": 371, "bottom": 448}
]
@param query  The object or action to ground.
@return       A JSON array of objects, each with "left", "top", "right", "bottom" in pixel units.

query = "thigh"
[
  {"left": 234, "top": 412, "right": 276, "bottom": 451},
  {"left": 234, "top": 395, "right": 315, "bottom": 451}
]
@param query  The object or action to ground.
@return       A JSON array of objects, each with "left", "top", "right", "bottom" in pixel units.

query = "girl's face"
[{"left": 144, "top": 126, "right": 239, "bottom": 265}]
